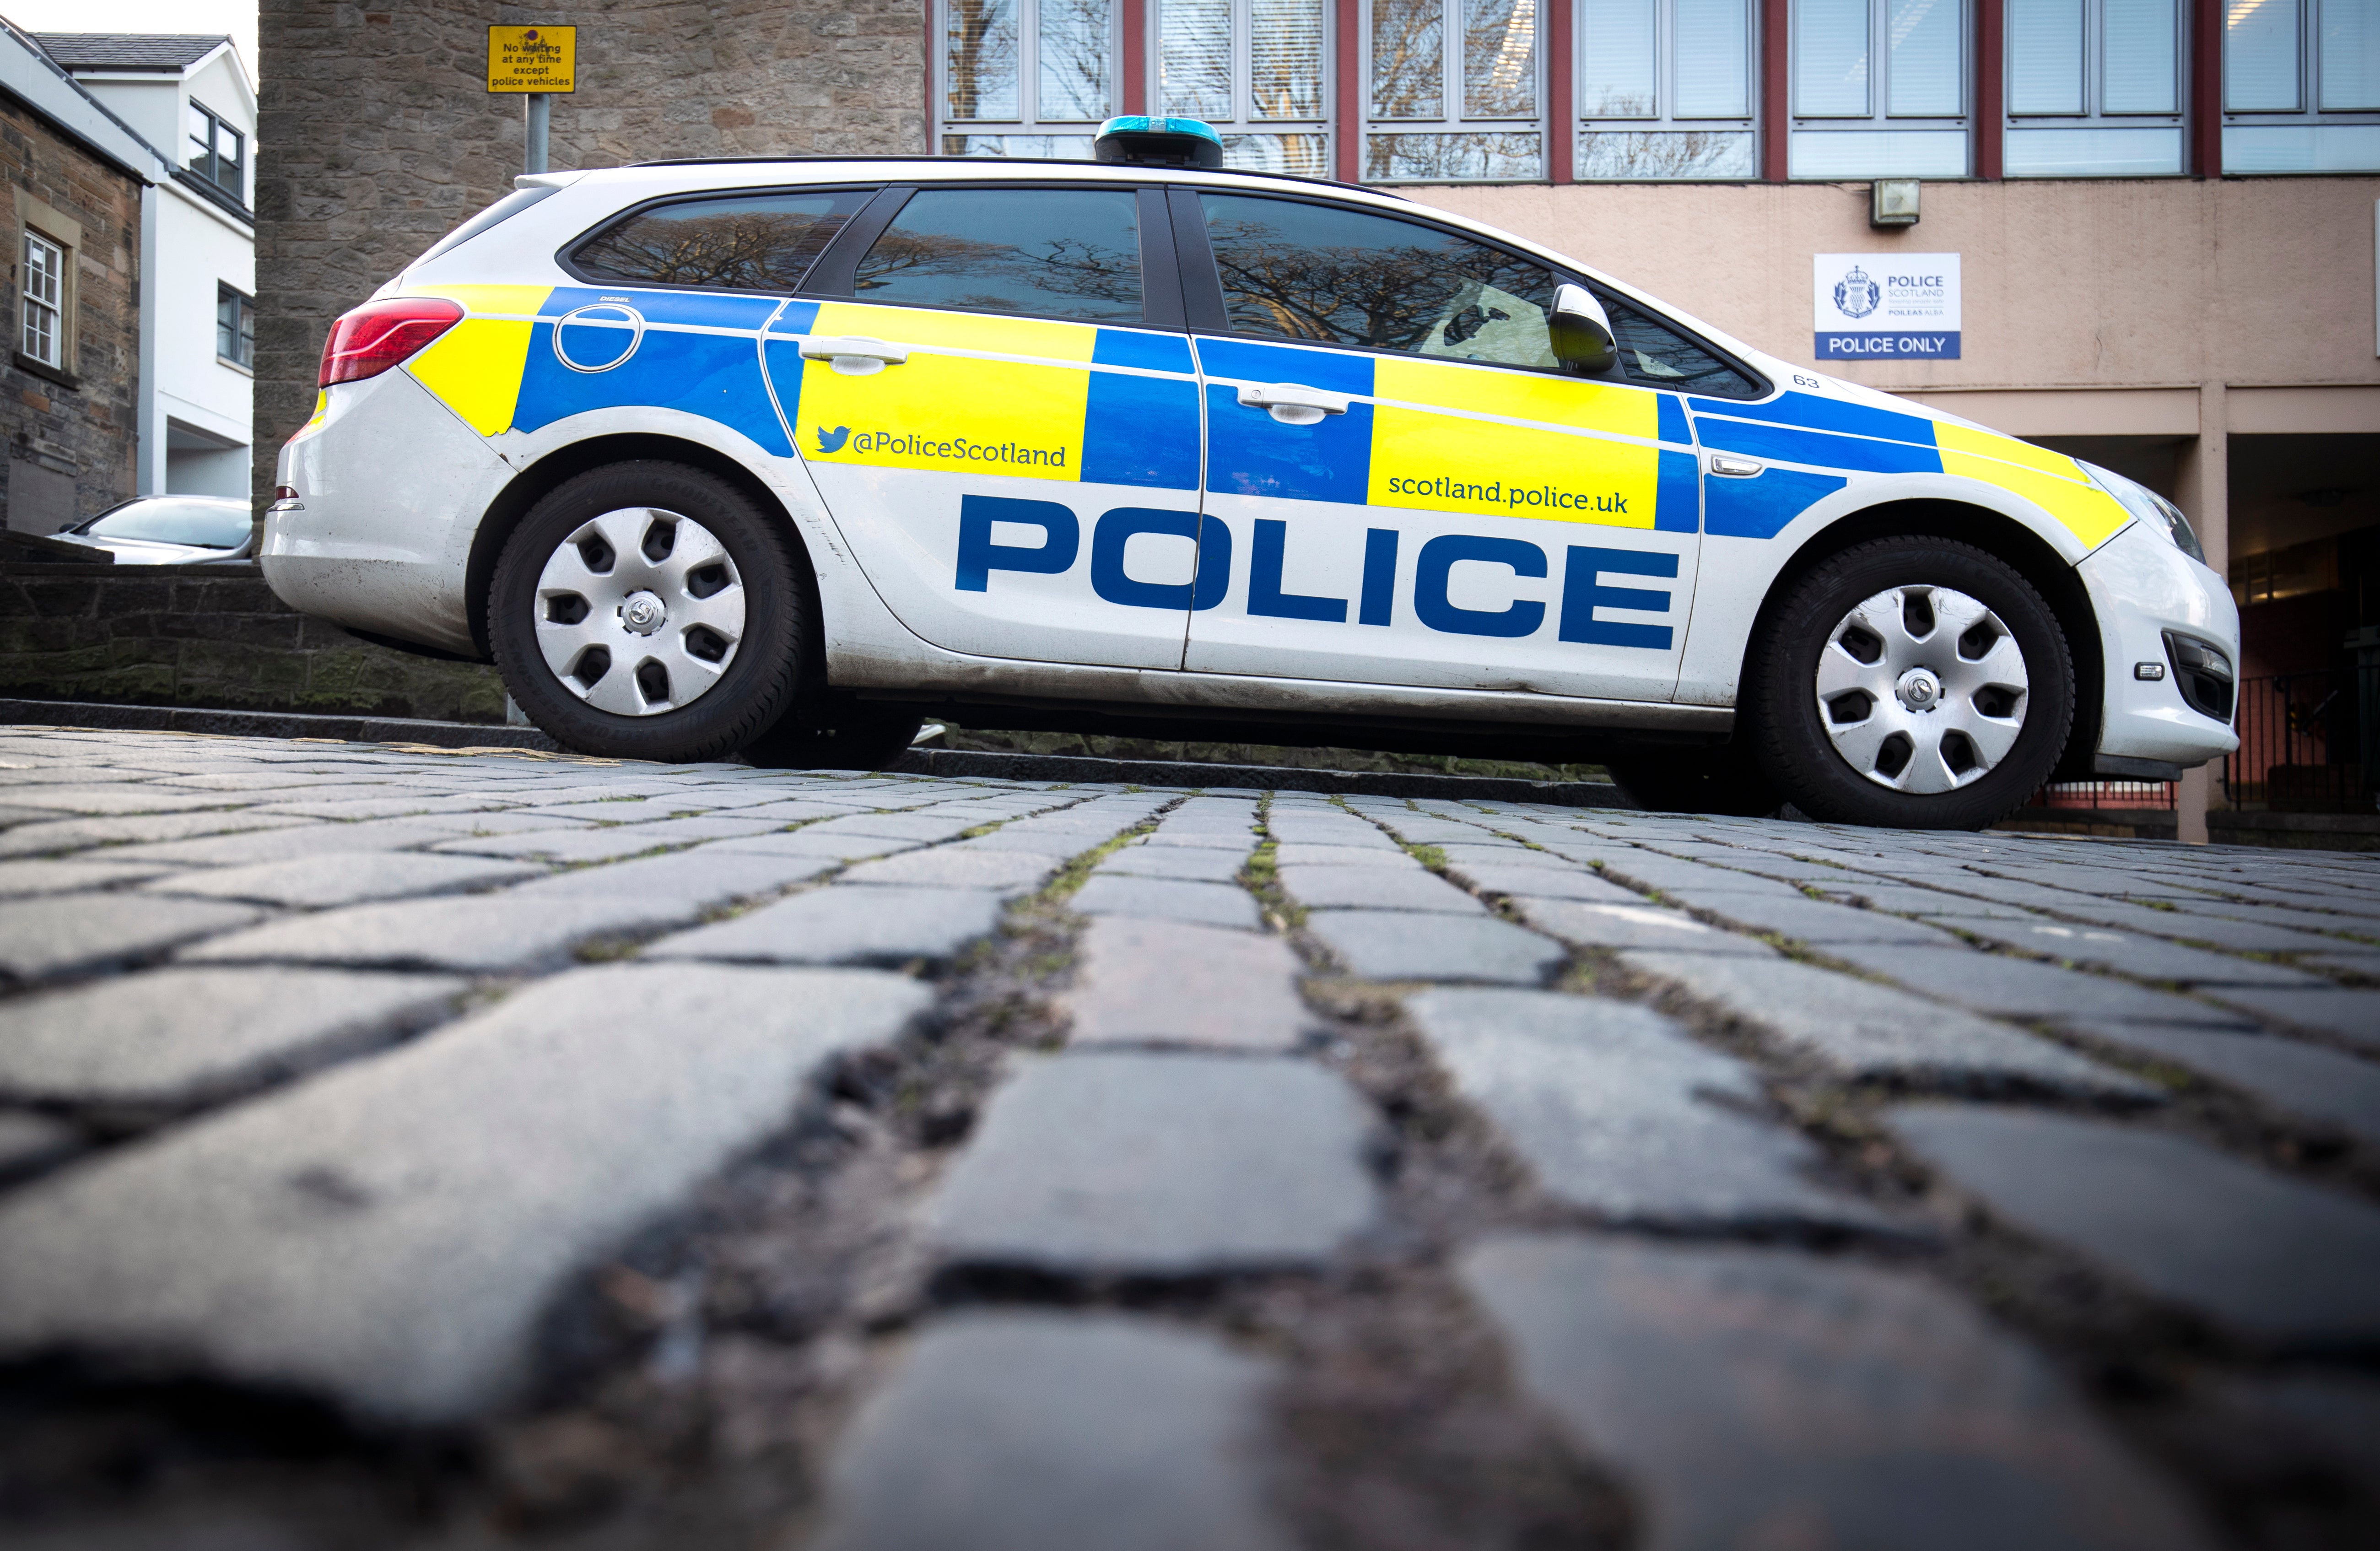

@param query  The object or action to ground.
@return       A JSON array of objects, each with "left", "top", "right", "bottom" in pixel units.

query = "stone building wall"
[
  {"left": 0, "top": 561, "right": 509, "bottom": 721},
  {"left": 253, "top": 0, "right": 928, "bottom": 501},
  {"left": 0, "top": 95, "right": 142, "bottom": 534}
]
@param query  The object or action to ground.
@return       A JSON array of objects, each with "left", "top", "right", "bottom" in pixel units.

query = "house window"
[
  {"left": 20, "top": 231, "right": 63, "bottom": 368},
  {"left": 2222, "top": 0, "right": 2380, "bottom": 173},
  {"left": 1789, "top": 0, "right": 1970, "bottom": 177},
  {"left": 188, "top": 101, "right": 245, "bottom": 199},
  {"left": 940, "top": 0, "right": 1122, "bottom": 158},
  {"left": 2002, "top": 0, "right": 2185, "bottom": 174},
  {"left": 1364, "top": 0, "right": 1546, "bottom": 179},
  {"left": 1159, "top": 0, "right": 1333, "bottom": 174},
  {"left": 1576, "top": 0, "right": 1759, "bottom": 178},
  {"left": 216, "top": 284, "right": 255, "bottom": 367}
]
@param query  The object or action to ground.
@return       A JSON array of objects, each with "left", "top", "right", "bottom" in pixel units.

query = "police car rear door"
[
  {"left": 772, "top": 181, "right": 1206, "bottom": 669},
  {"left": 1176, "top": 190, "right": 1705, "bottom": 703}
]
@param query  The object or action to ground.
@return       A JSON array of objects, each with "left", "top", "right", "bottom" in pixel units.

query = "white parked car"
[
  {"left": 265, "top": 118, "right": 2236, "bottom": 828},
  {"left": 54, "top": 495, "right": 255, "bottom": 564}
]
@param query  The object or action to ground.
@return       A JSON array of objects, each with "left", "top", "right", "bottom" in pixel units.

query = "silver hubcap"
[
  {"left": 1813, "top": 584, "right": 2029, "bottom": 794},
  {"left": 533, "top": 508, "right": 745, "bottom": 717}
]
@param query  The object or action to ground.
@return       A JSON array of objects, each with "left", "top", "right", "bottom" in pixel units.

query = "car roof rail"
[{"left": 617, "top": 152, "right": 1406, "bottom": 197}]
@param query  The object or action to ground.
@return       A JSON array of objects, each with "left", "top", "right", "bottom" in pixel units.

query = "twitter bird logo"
[{"left": 815, "top": 425, "right": 852, "bottom": 454}]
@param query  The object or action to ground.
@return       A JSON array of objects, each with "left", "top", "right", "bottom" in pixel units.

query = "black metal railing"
[{"left": 2223, "top": 666, "right": 2380, "bottom": 812}]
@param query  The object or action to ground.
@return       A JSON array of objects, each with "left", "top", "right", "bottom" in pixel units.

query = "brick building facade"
[
  {"left": 252, "top": 0, "right": 926, "bottom": 499},
  {"left": 0, "top": 81, "right": 145, "bottom": 533}
]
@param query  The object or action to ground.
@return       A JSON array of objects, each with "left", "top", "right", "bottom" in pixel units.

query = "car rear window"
[
  {"left": 570, "top": 189, "right": 872, "bottom": 292},
  {"left": 850, "top": 187, "right": 1144, "bottom": 323},
  {"left": 79, "top": 499, "right": 251, "bottom": 549}
]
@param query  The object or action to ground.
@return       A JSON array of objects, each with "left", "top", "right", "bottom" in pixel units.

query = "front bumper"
[
  {"left": 262, "top": 369, "right": 514, "bottom": 659},
  {"left": 2077, "top": 521, "right": 2240, "bottom": 769}
]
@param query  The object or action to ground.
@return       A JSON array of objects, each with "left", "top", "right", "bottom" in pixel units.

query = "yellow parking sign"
[{"left": 486, "top": 25, "right": 575, "bottom": 93}]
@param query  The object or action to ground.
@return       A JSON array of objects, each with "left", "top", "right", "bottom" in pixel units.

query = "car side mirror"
[{"left": 1548, "top": 282, "right": 1619, "bottom": 376}]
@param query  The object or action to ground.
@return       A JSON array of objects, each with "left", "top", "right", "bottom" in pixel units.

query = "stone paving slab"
[
  {"left": 0, "top": 1112, "right": 79, "bottom": 1179},
  {"left": 2197, "top": 986, "right": 2380, "bottom": 1048},
  {"left": 1679, "top": 892, "right": 1968, "bottom": 946},
  {"left": 1887, "top": 1105, "right": 2380, "bottom": 1345},
  {"left": 1406, "top": 990, "right": 1889, "bottom": 1230},
  {"left": 1304, "top": 909, "right": 1567, "bottom": 984},
  {"left": 1063, "top": 917, "right": 1313, "bottom": 1054},
  {"left": 1070, "top": 875, "right": 1262, "bottom": 930},
  {"left": 837, "top": 845, "right": 1062, "bottom": 893},
  {"left": 1460, "top": 1235, "right": 2216, "bottom": 1551},
  {"left": 701, "top": 829, "right": 924, "bottom": 863},
  {"left": 1933, "top": 918, "right": 2329, "bottom": 987},
  {"left": 1823, "top": 944, "right": 2256, "bottom": 1027},
  {"left": 428, "top": 815, "right": 783, "bottom": 864},
  {"left": 1621, "top": 951, "right": 2159, "bottom": 1099},
  {"left": 0, "top": 810, "right": 315, "bottom": 859},
  {"left": 102, "top": 818, "right": 459, "bottom": 867},
  {"left": 179, "top": 895, "right": 690, "bottom": 973},
  {"left": 139, "top": 852, "right": 546, "bottom": 908},
  {"left": 810, "top": 1310, "right": 1290, "bottom": 1551},
  {"left": 1512, "top": 897, "right": 1780, "bottom": 955},
  {"left": 0, "top": 967, "right": 467, "bottom": 1107},
  {"left": 642, "top": 886, "right": 1004, "bottom": 967},
  {"left": 0, "top": 963, "right": 930, "bottom": 1421},
  {"left": 1448, "top": 864, "right": 1646, "bottom": 904},
  {"left": 1091, "top": 845, "right": 1248, "bottom": 882},
  {"left": 2067, "top": 1021, "right": 2380, "bottom": 1145},
  {"left": 500, "top": 847, "right": 837, "bottom": 908},
  {"left": 1276, "top": 864, "right": 1486, "bottom": 914},
  {"left": 0, "top": 857, "right": 183, "bottom": 897},
  {"left": 0, "top": 893, "right": 267, "bottom": 981},
  {"left": 924, "top": 1051, "right": 1380, "bottom": 1275}
]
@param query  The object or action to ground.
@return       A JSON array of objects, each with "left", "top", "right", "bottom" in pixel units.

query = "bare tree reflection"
[
  {"left": 1206, "top": 212, "right": 1554, "bottom": 351},
  {"left": 855, "top": 227, "right": 1142, "bottom": 318},
  {"left": 576, "top": 206, "right": 850, "bottom": 290}
]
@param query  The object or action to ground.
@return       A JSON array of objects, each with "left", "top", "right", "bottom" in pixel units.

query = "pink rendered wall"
[{"left": 1408, "top": 178, "right": 2380, "bottom": 398}]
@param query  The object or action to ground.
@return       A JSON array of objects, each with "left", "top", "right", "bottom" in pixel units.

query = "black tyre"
[
  {"left": 741, "top": 703, "right": 924, "bottom": 772},
  {"left": 489, "top": 461, "right": 808, "bottom": 762},
  {"left": 1604, "top": 740, "right": 1782, "bottom": 816},
  {"left": 1744, "top": 536, "right": 2073, "bottom": 830}
]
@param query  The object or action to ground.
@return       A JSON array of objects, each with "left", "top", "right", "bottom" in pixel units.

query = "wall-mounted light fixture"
[{"left": 1872, "top": 180, "right": 1921, "bottom": 229}]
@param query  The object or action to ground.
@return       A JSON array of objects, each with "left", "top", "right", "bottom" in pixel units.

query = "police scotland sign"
[{"left": 1813, "top": 253, "right": 1960, "bottom": 361}]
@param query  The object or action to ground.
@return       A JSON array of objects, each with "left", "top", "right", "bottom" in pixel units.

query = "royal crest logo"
[{"left": 1833, "top": 265, "right": 1880, "bottom": 321}]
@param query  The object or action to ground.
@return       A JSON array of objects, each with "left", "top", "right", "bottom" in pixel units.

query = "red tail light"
[{"left": 318, "top": 297, "right": 466, "bottom": 387}]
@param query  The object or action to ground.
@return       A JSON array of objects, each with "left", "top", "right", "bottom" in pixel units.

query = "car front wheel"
[
  {"left": 1743, "top": 536, "right": 2074, "bottom": 830},
  {"left": 490, "top": 461, "right": 808, "bottom": 762}
]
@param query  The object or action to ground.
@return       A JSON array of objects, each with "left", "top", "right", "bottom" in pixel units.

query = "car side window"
[
  {"left": 1199, "top": 193, "right": 1560, "bottom": 370},
  {"left": 1596, "top": 289, "right": 1764, "bottom": 400},
  {"left": 570, "top": 190, "right": 871, "bottom": 293},
  {"left": 850, "top": 187, "right": 1144, "bottom": 323}
]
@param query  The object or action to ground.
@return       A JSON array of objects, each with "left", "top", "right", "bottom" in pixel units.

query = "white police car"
[{"left": 265, "top": 117, "right": 2236, "bottom": 829}]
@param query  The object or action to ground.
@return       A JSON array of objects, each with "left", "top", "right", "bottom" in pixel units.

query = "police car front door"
[
  {"left": 772, "top": 184, "right": 1206, "bottom": 670},
  {"left": 1177, "top": 193, "right": 1704, "bottom": 704}
]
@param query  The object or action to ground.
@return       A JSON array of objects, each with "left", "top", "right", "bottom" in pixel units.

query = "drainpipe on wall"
[{"left": 135, "top": 179, "right": 161, "bottom": 496}]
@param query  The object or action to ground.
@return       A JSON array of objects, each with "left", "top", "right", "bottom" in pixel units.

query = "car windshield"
[{"left": 78, "top": 499, "right": 251, "bottom": 548}]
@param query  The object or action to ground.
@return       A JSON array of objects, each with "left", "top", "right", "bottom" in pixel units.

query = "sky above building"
[{"left": 1, "top": 1, "right": 256, "bottom": 86}]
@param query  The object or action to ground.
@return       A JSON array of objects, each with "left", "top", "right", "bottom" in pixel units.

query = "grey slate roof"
[{"left": 32, "top": 34, "right": 227, "bottom": 72}]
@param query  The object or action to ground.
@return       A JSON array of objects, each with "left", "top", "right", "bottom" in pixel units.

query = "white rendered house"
[{"left": 38, "top": 33, "right": 255, "bottom": 498}]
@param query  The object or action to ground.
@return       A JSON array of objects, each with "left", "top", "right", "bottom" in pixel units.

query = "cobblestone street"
[{"left": 0, "top": 724, "right": 2376, "bottom": 1548}]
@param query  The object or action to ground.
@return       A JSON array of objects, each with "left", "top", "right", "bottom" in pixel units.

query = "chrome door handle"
[
  {"left": 1708, "top": 454, "right": 1765, "bottom": 477},
  {"left": 1238, "top": 382, "right": 1351, "bottom": 426},
  {"left": 799, "top": 335, "right": 910, "bottom": 376}
]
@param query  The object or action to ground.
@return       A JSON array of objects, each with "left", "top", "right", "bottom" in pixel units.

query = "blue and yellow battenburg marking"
[
  {"left": 1195, "top": 339, "right": 1700, "bottom": 534},
  {"left": 1691, "top": 390, "right": 2132, "bottom": 547},
  {"left": 383, "top": 286, "right": 2131, "bottom": 554}
]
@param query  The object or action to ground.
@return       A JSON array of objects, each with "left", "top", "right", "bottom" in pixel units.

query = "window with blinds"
[
  {"left": 940, "top": 0, "right": 1122, "bottom": 159},
  {"left": 1363, "top": 0, "right": 1546, "bottom": 178},
  {"left": 2002, "top": 0, "right": 2184, "bottom": 175},
  {"left": 1156, "top": 0, "right": 1333, "bottom": 174},
  {"left": 2221, "top": 0, "right": 2380, "bottom": 172},
  {"left": 1787, "top": 0, "right": 1970, "bottom": 176},
  {"left": 1576, "top": 0, "right": 1759, "bottom": 178}
]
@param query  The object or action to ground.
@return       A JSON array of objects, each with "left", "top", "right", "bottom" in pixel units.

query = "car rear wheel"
[
  {"left": 1744, "top": 536, "right": 2073, "bottom": 830},
  {"left": 490, "top": 461, "right": 808, "bottom": 762}
]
